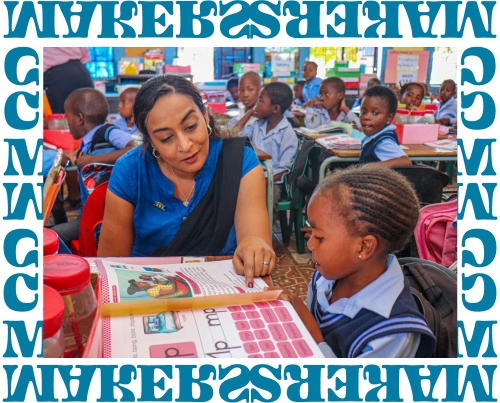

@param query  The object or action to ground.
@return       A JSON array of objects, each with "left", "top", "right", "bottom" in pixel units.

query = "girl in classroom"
[
  {"left": 304, "top": 77, "right": 360, "bottom": 129},
  {"left": 267, "top": 166, "right": 436, "bottom": 358},
  {"left": 358, "top": 85, "right": 412, "bottom": 167},
  {"left": 98, "top": 74, "right": 274, "bottom": 287},
  {"left": 398, "top": 82, "right": 425, "bottom": 111}
]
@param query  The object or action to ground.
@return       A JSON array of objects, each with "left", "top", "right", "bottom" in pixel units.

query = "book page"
[
  {"left": 103, "top": 299, "right": 324, "bottom": 358},
  {"left": 96, "top": 259, "right": 268, "bottom": 303}
]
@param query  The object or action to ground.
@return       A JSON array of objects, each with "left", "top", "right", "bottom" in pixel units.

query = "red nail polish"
[{"left": 248, "top": 282, "right": 253, "bottom": 288}]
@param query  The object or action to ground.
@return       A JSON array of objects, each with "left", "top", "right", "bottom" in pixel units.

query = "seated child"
[
  {"left": 52, "top": 88, "right": 136, "bottom": 244},
  {"left": 293, "top": 80, "right": 305, "bottom": 106},
  {"left": 398, "top": 82, "right": 425, "bottom": 111},
  {"left": 352, "top": 77, "right": 381, "bottom": 109},
  {"left": 268, "top": 166, "right": 436, "bottom": 358},
  {"left": 239, "top": 82, "right": 298, "bottom": 200},
  {"left": 301, "top": 61, "right": 322, "bottom": 104},
  {"left": 227, "top": 71, "right": 261, "bottom": 130},
  {"left": 114, "top": 87, "right": 139, "bottom": 134},
  {"left": 359, "top": 85, "right": 412, "bottom": 167},
  {"left": 226, "top": 77, "right": 239, "bottom": 103},
  {"left": 434, "top": 79, "right": 457, "bottom": 125},
  {"left": 305, "top": 77, "right": 360, "bottom": 129}
]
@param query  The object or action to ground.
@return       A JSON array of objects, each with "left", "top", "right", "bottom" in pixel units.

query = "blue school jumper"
[
  {"left": 309, "top": 270, "right": 436, "bottom": 358},
  {"left": 359, "top": 131, "right": 400, "bottom": 164}
]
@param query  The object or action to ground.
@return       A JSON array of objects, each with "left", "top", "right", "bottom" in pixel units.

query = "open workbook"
[
  {"left": 316, "top": 133, "right": 362, "bottom": 149},
  {"left": 96, "top": 259, "right": 324, "bottom": 358},
  {"left": 299, "top": 121, "right": 353, "bottom": 137}
]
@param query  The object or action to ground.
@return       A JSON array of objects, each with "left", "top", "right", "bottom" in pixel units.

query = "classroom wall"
[{"left": 379, "top": 47, "right": 435, "bottom": 92}]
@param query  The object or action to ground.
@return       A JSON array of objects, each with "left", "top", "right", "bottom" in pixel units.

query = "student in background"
[
  {"left": 434, "top": 79, "right": 457, "bottom": 125},
  {"left": 305, "top": 77, "right": 360, "bottom": 129},
  {"left": 114, "top": 87, "right": 139, "bottom": 135},
  {"left": 293, "top": 80, "right": 305, "bottom": 105},
  {"left": 352, "top": 77, "right": 381, "bottom": 109},
  {"left": 301, "top": 61, "right": 323, "bottom": 104},
  {"left": 239, "top": 82, "right": 298, "bottom": 204},
  {"left": 359, "top": 85, "right": 412, "bottom": 167},
  {"left": 398, "top": 82, "right": 425, "bottom": 111},
  {"left": 226, "top": 77, "right": 240, "bottom": 103},
  {"left": 267, "top": 166, "right": 436, "bottom": 358},
  {"left": 52, "top": 88, "right": 136, "bottom": 245},
  {"left": 227, "top": 71, "right": 261, "bottom": 130}
]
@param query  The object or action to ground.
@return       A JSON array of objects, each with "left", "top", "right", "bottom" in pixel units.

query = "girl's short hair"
[
  {"left": 133, "top": 75, "right": 221, "bottom": 154},
  {"left": 363, "top": 85, "right": 398, "bottom": 115},
  {"left": 322, "top": 77, "right": 346, "bottom": 93},
  {"left": 314, "top": 166, "right": 420, "bottom": 253},
  {"left": 400, "top": 82, "right": 425, "bottom": 98}
]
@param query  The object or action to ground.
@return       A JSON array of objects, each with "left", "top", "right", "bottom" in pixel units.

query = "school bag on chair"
[
  {"left": 399, "top": 257, "right": 457, "bottom": 358},
  {"left": 414, "top": 199, "right": 457, "bottom": 267}
]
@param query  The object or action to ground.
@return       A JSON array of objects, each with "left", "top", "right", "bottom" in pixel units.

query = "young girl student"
[
  {"left": 227, "top": 71, "right": 261, "bottom": 130},
  {"left": 305, "top": 77, "right": 360, "bottom": 129},
  {"left": 398, "top": 82, "right": 425, "bottom": 111},
  {"left": 434, "top": 79, "right": 457, "bottom": 125},
  {"left": 359, "top": 85, "right": 412, "bottom": 167},
  {"left": 268, "top": 166, "right": 436, "bottom": 358}
]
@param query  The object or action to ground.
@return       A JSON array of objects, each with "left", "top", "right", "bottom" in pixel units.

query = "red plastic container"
[
  {"left": 43, "top": 228, "right": 59, "bottom": 255},
  {"left": 395, "top": 124, "right": 439, "bottom": 144},
  {"left": 43, "top": 130, "right": 80, "bottom": 151},
  {"left": 207, "top": 102, "right": 227, "bottom": 114}
]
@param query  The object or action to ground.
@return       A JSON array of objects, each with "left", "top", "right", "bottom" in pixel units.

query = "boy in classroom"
[
  {"left": 238, "top": 82, "right": 298, "bottom": 205},
  {"left": 268, "top": 166, "right": 436, "bottom": 358},
  {"left": 352, "top": 77, "right": 381, "bottom": 109},
  {"left": 301, "top": 61, "right": 322, "bottom": 104},
  {"left": 304, "top": 77, "right": 361, "bottom": 129},
  {"left": 226, "top": 77, "right": 240, "bottom": 103},
  {"left": 398, "top": 82, "right": 425, "bottom": 111},
  {"left": 227, "top": 71, "right": 261, "bottom": 130},
  {"left": 52, "top": 88, "right": 136, "bottom": 244},
  {"left": 292, "top": 80, "right": 305, "bottom": 105},
  {"left": 114, "top": 87, "right": 139, "bottom": 135},
  {"left": 434, "top": 79, "right": 457, "bottom": 125},
  {"left": 358, "top": 85, "right": 412, "bottom": 167}
]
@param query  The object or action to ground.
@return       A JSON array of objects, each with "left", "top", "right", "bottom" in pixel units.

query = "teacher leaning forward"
[{"left": 98, "top": 75, "right": 275, "bottom": 286}]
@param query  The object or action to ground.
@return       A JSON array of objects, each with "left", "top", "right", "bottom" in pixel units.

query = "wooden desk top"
[
  {"left": 255, "top": 147, "right": 271, "bottom": 161},
  {"left": 328, "top": 143, "right": 457, "bottom": 158}
]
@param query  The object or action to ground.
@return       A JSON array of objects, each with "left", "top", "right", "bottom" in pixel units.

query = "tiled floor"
[{"left": 270, "top": 225, "right": 313, "bottom": 304}]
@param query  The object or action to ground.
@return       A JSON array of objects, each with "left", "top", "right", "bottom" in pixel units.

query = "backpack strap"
[
  {"left": 89, "top": 124, "right": 118, "bottom": 154},
  {"left": 407, "top": 263, "right": 453, "bottom": 318}
]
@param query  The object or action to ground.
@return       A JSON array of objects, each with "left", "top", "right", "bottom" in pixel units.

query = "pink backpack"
[{"left": 414, "top": 200, "right": 457, "bottom": 268}]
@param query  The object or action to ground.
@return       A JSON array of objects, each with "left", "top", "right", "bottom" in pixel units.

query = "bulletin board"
[{"left": 384, "top": 50, "right": 429, "bottom": 84}]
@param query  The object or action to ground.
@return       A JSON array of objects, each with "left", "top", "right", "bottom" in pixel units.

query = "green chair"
[{"left": 276, "top": 139, "right": 316, "bottom": 254}]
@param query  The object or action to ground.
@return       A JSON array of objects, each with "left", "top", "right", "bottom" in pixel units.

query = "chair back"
[
  {"left": 43, "top": 167, "right": 66, "bottom": 226},
  {"left": 393, "top": 165, "right": 449, "bottom": 206},
  {"left": 78, "top": 181, "right": 109, "bottom": 256}
]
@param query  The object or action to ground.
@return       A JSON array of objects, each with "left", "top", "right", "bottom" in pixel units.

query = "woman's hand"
[
  {"left": 265, "top": 286, "right": 325, "bottom": 344},
  {"left": 233, "top": 235, "right": 276, "bottom": 287}
]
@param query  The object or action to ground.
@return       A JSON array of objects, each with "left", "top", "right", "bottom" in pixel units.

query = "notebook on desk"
[{"left": 316, "top": 134, "right": 362, "bottom": 149}]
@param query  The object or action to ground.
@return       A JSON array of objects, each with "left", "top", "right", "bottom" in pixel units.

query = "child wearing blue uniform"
[
  {"left": 305, "top": 77, "right": 360, "bottom": 129},
  {"left": 434, "top": 79, "right": 457, "bottom": 125},
  {"left": 359, "top": 85, "right": 411, "bottom": 167},
  {"left": 114, "top": 87, "right": 139, "bottom": 135},
  {"left": 301, "top": 61, "right": 322, "bottom": 104},
  {"left": 239, "top": 82, "right": 298, "bottom": 186},
  {"left": 227, "top": 71, "right": 261, "bottom": 130},
  {"left": 52, "top": 88, "right": 136, "bottom": 244},
  {"left": 398, "top": 82, "right": 425, "bottom": 111},
  {"left": 267, "top": 166, "right": 436, "bottom": 358}
]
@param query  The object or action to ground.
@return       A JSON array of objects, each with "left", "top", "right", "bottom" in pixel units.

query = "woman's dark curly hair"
[{"left": 133, "top": 75, "right": 222, "bottom": 154}]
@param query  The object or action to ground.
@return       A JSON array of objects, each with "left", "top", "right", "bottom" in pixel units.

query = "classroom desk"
[
  {"left": 255, "top": 148, "right": 274, "bottom": 233},
  {"left": 319, "top": 144, "right": 457, "bottom": 181}
]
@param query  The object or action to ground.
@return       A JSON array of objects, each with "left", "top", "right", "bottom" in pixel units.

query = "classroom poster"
[{"left": 0, "top": 2, "right": 498, "bottom": 403}]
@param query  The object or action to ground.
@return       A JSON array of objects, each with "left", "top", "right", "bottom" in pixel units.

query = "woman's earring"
[
  {"left": 207, "top": 124, "right": 213, "bottom": 137},
  {"left": 152, "top": 148, "right": 160, "bottom": 159}
]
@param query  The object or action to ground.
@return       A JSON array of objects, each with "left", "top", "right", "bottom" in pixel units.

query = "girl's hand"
[
  {"left": 340, "top": 98, "right": 350, "bottom": 114},
  {"left": 408, "top": 104, "right": 420, "bottom": 111},
  {"left": 307, "top": 98, "right": 322, "bottom": 108},
  {"left": 233, "top": 235, "right": 276, "bottom": 287},
  {"left": 265, "top": 286, "right": 325, "bottom": 344}
]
